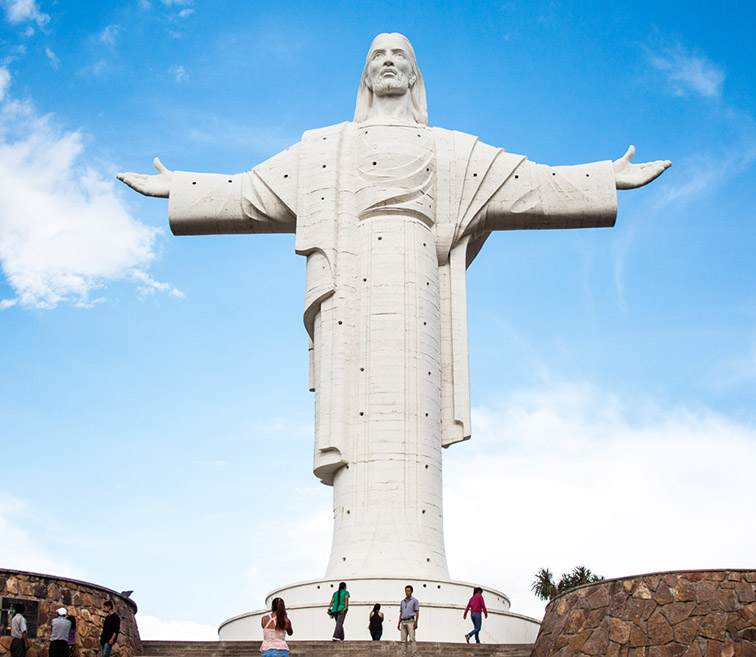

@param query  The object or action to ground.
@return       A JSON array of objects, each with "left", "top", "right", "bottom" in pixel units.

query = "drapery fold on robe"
[{"left": 285, "top": 123, "right": 525, "bottom": 474}]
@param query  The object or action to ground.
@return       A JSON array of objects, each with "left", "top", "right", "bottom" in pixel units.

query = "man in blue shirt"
[{"left": 398, "top": 585, "right": 419, "bottom": 657}]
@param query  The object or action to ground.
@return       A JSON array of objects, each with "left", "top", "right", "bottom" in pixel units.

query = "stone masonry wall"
[
  {"left": 0, "top": 569, "right": 141, "bottom": 657},
  {"left": 532, "top": 570, "right": 756, "bottom": 657}
]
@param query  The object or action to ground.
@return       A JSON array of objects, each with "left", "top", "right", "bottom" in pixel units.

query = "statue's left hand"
[
  {"left": 116, "top": 157, "right": 172, "bottom": 198},
  {"left": 613, "top": 146, "right": 671, "bottom": 190}
]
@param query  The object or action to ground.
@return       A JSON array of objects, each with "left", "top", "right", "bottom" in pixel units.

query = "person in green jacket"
[{"left": 329, "top": 582, "right": 349, "bottom": 641}]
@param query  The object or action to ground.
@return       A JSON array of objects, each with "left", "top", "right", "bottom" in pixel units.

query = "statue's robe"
[{"left": 168, "top": 122, "right": 616, "bottom": 578}]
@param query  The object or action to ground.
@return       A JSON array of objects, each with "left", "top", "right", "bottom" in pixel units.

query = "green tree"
[
  {"left": 531, "top": 568, "right": 558, "bottom": 601},
  {"left": 531, "top": 566, "right": 604, "bottom": 601}
]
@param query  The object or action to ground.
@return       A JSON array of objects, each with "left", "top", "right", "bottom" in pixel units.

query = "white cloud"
[
  {"left": 45, "top": 47, "right": 59, "bottom": 68},
  {"left": 136, "top": 615, "right": 217, "bottom": 640},
  {"left": 655, "top": 138, "right": 756, "bottom": 208},
  {"left": 171, "top": 65, "right": 188, "bottom": 82},
  {"left": 1, "top": 0, "right": 49, "bottom": 26},
  {"left": 100, "top": 25, "right": 121, "bottom": 46},
  {"left": 648, "top": 43, "right": 725, "bottom": 99},
  {"left": 443, "top": 381, "right": 756, "bottom": 621},
  {"left": 139, "top": 0, "right": 194, "bottom": 14},
  {"left": 132, "top": 268, "right": 184, "bottom": 298},
  {"left": 0, "top": 80, "right": 180, "bottom": 309},
  {"left": 654, "top": 154, "right": 721, "bottom": 206},
  {"left": 649, "top": 88, "right": 756, "bottom": 208},
  {"left": 79, "top": 58, "right": 111, "bottom": 78},
  {"left": 0, "top": 67, "right": 10, "bottom": 101}
]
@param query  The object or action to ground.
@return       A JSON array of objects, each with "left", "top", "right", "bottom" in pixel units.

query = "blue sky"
[{"left": 1, "top": 0, "right": 755, "bottom": 641}]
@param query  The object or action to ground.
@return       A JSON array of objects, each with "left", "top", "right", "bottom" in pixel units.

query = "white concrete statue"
[{"left": 118, "top": 33, "right": 669, "bottom": 586}]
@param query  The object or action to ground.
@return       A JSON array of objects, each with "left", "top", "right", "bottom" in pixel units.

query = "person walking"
[
  {"left": 463, "top": 587, "right": 488, "bottom": 643},
  {"left": 329, "top": 581, "right": 349, "bottom": 641},
  {"left": 98, "top": 600, "right": 120, "bottom": 657},
  {"left": 50, "top": 608, "right": 71, "bottom": 657},
  {"left": 10, "top": 604, "right": 30, "bottom": 657},
  {"left": 67, "top": 616, "right": 76, "bottom": 657},
  {"left": 368, "top": 603, "right": 383, "bottom": 640},
  {"left": 398, "top": 585, "right": 419, "bottom": 657},
  {"left": 260, "top": 597, "right": 293, "bottom": 657}
]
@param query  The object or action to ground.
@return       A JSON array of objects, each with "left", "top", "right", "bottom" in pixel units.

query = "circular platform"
[{"left": 219, "top": 577, "right": 540, "bottom": 643}]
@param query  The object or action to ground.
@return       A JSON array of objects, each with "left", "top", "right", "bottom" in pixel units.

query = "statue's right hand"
[{"left": 116, "top": 157, "right": 172, "bottom": 198}]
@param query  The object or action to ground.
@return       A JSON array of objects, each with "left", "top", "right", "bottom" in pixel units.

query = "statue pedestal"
[{"left": 218, "top": 577, "right": 540, "bottom": 644}]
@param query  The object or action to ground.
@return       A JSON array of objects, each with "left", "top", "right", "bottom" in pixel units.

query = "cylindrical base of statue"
[{"left": 218, "top": 577, "right": 540, "bottom": 644}]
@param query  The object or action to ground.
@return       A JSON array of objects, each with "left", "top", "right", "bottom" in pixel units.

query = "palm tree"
[
  {"left": 532, "top": 566, "right": 604, "bottom": 601},
  {"left": 531, "top": 568, "right": 558, "bottom": 601}
]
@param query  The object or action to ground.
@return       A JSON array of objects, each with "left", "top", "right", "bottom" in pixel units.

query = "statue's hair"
[{"left": 354, "top": 33, "right": 428, "bottom": 125}]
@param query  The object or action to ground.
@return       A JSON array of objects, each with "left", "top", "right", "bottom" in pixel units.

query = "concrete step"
[{"left": 141, "top": 640, "right": 534, "bottom": 657}]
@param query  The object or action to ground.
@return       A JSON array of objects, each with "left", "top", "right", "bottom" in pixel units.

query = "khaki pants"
[{"left": 399, "top": 619, "right": 417, "bottom": 657}]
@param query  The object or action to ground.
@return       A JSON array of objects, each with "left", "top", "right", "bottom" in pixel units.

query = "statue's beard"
[{"left": 372, "top": 75, "right": 410, "bottom": 96}]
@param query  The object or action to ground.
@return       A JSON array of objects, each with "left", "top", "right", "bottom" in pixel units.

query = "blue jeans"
[
  {"left": 467, "top": 613, "right": 482, "bottom": 643},
  {"left": 100, "top": 644, "right": 112, "bottom": 657},
  {"left": 261, "top": 651, "right": 288, "bottom": 657}
]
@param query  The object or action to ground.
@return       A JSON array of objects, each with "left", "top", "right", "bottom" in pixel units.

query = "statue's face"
[{"left": 365, "top": 35, "right": 416, "bottom": 97}]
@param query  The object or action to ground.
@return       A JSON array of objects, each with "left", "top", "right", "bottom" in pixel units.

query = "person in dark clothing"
[
  {"left": 67, "top": 616, "right": 77, "bottom": 657},
  {"left": 368, "top": 603, "right": 384, "bottom": 640},
  {"left": 99, "top": 601, "right": 120, "bottom": 657}
]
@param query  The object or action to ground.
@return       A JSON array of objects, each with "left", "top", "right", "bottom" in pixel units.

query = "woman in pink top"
[
  {"left": 463, "top": 587, "right": 488, "bottom": 644},
  {"left": 260, "top": 598, "right": 293, "bottom": 657}
]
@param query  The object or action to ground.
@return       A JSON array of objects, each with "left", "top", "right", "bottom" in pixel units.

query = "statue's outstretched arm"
[
  {"left": 476, "top": 145, "right": 671, "bottom": 234},
  {"left": 116, "top": 157, "right": 172, "bottom": 198},
  {"left": 613, "top": 146, "right": 671, "bottom": 190},
  {"left": 115, "top": 144, "right": 299, "bottom": 236}
]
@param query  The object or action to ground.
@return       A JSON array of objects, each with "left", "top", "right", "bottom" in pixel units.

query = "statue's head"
[{"left": 354, "top": 33, "right": 428, "bottom": 125}]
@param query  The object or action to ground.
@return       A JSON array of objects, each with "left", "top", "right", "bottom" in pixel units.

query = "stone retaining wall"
[
  {"left": 532, "top": 570, "right": 756, "bottom": 657},
  {"left": 0, "top": 569, "right": 141, "bottom": 657}
]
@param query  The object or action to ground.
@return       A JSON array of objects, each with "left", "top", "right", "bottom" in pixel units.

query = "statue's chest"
[{"left": 354, "top": 124, "right": 435, "bottom": 224}]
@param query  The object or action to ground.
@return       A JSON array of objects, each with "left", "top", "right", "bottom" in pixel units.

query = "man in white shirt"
[{"left": 10, "top": 604, "right": 30, "bottom": 657}]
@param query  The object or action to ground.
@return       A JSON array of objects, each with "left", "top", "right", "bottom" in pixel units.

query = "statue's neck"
[{"left": 366, "top": 93, "right": 415, "bottom": 124}]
